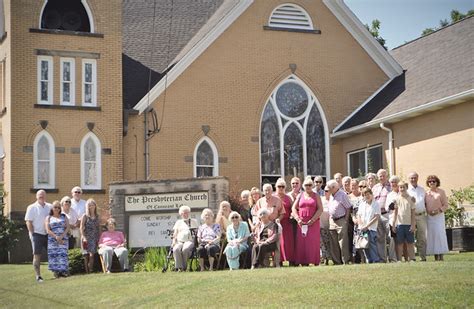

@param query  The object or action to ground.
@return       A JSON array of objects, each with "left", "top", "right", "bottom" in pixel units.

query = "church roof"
[{"left": 334, "top": 16, "right": 474, "bottom": 135}]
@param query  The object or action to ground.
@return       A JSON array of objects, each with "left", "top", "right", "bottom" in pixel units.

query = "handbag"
[{"left": 354, "top": 232, "right": 369, "bottom": 249}]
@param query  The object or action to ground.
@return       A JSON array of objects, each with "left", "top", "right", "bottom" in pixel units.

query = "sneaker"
[{"left": 36, "top": 276, "right": 44, "bottom": 283}]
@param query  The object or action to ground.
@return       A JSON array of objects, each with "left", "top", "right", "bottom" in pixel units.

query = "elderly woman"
[
  {"left": 320, "top": 187, "right": 331, "bottom": 265},
  {"left": 292, "top": 176, "right": 323, "bottom": 266},
  {"left": 313, "top": 176, "right": 325, "bottom": 196},
  {"left": 45, "top": 200, "right": 70, "bottom": 278},
  {"left": 216, "top": 201, "right": 231, "bottom": 235},
  {"left": 349, "top": 179, "right": 362, "bottom": 263},
  {"left": 254, "top": 184, "right": 285, "bottom": 222},
  {"left": 425, "top": 175, "right": 449, "bottom": 261},
  {"left": 366, "top": 173, "right": 377, "bottom": 189},
  {"left": 342, "top": 176, "right": 352, "bottom": 194},
  {"left": 289, "top": 177, "right": 302, "bottom": 201},
  {"left": 80, "top": 198, "right": 100, "bottom": 273},
  {"left": 224, "top": 211, "right": 250, "bottom": 270},
  {"left": 197, "top": 208, "right": 221, "bottom": 271},
  {"left": 98, "top": 218, "right": 129, "bottom": 273},
  {"left": 61, "top": 196, "right": 79, "bottom": 249},
  {"left": 275, "top": 178, "right": 295, "bottom": 265},
  {"left": 172, "top": 205, "right": 199, "bottom": 271},
  {"left": 248, "top": 187, "right": 261, "bottom": 227},
  {"left": 251, "top": 208, "right": 279, "bottom": 269}
]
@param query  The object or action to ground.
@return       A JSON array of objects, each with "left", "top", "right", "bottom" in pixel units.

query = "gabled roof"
[
  {"left": 333, "top": 16, "right": 474, "bottom": 136},
  {"left": 134, "top": 0, "right": 403, "bottom": 113},
  {"left": 122, "top": 0, "right": 224, "bottom": 110}
]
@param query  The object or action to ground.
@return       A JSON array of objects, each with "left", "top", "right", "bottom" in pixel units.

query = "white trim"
[
  {"left": 332, "top": 88, "right": 474, "bottom": 138},
  {"left": 268, "top": 3, "right": 314, "bottom": 31},
  {"left": 37, "top": 56, "right": 53, "bottom": 105},
  {"left": 134, "top": 0, "right": 254, "bottom": 113},
  {"left": 80, "top": 132, "right": 102, "bottom": 189},
  {"left": 347, "top": 144, "right": 382, "bottom": 177},
  {"left": 39, "top": 0, "right": 95, "bottom": 33},
  {"left": 322, "top": 0, "right": 403, "bottom": 79},
  {"left": 259, "top": 75, "right": 331, "bottom": 181},
  {"left": 333, "top": 76, "right": 396, "bottom": 133},
  {"left": 193, "top": 136, "right": 219, "bottom": 177},
  {"left": 82, "top": 59, "right": 97, "bottom": 106},
  {"left": 33, "top": 131, "right": 55, "bottom": 189},
  {"left": 60, "top": 57, "right": 75, "bottom": 106}
]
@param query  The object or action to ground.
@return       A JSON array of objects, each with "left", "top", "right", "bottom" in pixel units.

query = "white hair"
[
  {"left": 200, "top": 208, "right": 214, "bottom": 220},
  {"left": 179, "top": 205, "right": 191, "bottom": 215},
  {"left": 240, "top": 190, "right": 250, "bottom": 199},
  {"left": 257, "top": 208, "right": 270, "bottom": 217},
  {"left": 228, "top": 211, "right": 241, "bottom": 221},
  {"left": 71, "top": 186, "right": 82, "bottom": 194},
  {"left": 275, "top": 178, "right": 286, "bottom": 188},
  {"left": 389, "top": 175, "right": 400, "bottom": 183},
  {"left": 326, "top": 180, "right": 339, "bottom": 190},
  {"left": 377, "top": 169, "right": 387, "bottom": 176},
  {"left": 262, "top": 183, "right": 273, "bottom": 192},
  {"left": 342, "top": 176, "right": 352, "bottom": 183}
]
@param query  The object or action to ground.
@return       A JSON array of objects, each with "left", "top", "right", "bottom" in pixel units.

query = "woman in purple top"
[
  {"left": 197, "top": 208, "right": 221, "bottom": 271},
  {"left": 292, "top": 177, "right": 323, "bottom": 266},
  {"left": 275, "top": 178, "right": 295, "bottom": 265}
]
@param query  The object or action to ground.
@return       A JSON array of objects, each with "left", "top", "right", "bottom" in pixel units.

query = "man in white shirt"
[
  {"left": 24, "top": 190, "right": 52, "bottom": 282},
  {"left": 407, "top": 172, "right": 427, "bottom": 261},
  {"left": 70, "top": 186, "right": 86, "bottom": 248}
]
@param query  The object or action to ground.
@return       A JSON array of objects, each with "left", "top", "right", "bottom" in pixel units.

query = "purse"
[{"left": 354, "top": 232, "right": 369, "bottom": 249}]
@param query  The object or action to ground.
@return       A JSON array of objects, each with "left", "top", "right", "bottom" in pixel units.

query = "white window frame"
[
  {"left": 39, "top": 0, "right": 95, "bottom": 33},
  {"left": 33, "top": 130, "right": 55, "bottom": 189},
  {"left": 268, "top": 3, "right": 314, "bottom": 31},
  {"left": 60, "top": 58, "right": 75, "bottom": 106},
  {"left": 80, "top": 132, "right": 102, "bottom": 189},
  {"left": 347, "top": 144, "right": 383, "bottom": 178},
  {"left": 37, "top": 56, "right": 53, "bottom": 105},
  {"left": 82, "top": 59, "right": 97, "bottom": 106},
  {"left": 259, "top": 75, "right": 330, "bottom": 185},
  {"left": 193, "top": 136, "right": 219, "bottom": 177}
]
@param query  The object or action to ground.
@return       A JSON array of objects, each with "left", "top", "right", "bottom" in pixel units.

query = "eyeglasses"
[
  {"left": 428, "top": 180, "right": 437, "bottom": 184},
  {"left": 231, "top": 216, "right": 239, "bottom": 219},
  {"left": 64, "top": 200, "right": 71, "bottom": 204},
  {"left": 314, "top": 181, "right": 322, "bottom": 184},
  {"left": 304, "top": 184, "right": 312, "bottom": 187},
  {"left": 74, "top": 191, "right": 82, "bottom": 194},
  {"left": 53, "top": 207, "right": 61, "bottom": 210},
  {"left": 359, "top": 186, "right": 366, "bottom": 188},
  {"left": 277, "top": 185, "right": 285, "bottom": 188}
]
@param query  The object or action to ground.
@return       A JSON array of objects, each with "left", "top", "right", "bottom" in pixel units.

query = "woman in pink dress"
[
  {"left": 275, "top": 178, "right": 295, "bottom": 265},
  {"left": 292, "top": 176, "right": 323, "bottom": 266}
]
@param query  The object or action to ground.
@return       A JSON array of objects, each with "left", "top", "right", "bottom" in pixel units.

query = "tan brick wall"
[
  {"left": 125, "top": 0, "right": 388, "bottom": 191},
  {"left": 339, "top": 101, "right": 474, "bottom": 192},
  {"left": 8, "top": 0, "right": 123, "bottom": 215}
]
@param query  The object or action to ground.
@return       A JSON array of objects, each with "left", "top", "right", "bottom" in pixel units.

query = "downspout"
[
  {"left": 144, "top": 111, "right": 149, "bottom": 180},
  {"left": 379, "top": 123, "right": 394, "bottom": 175}
]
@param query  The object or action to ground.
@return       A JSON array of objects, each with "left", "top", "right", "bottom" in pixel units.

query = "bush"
[
  {"left": 68, "top": 248, "right": 85, "bottom": 275},
  {"left": 446, "top": 184, "right": 474, "bottom": 227},
  {"left": 0, "top": 199, "right": 22, "bottom": 263},
  {"left": 134, "top": 247, "right": 168, "bottom": 272}
]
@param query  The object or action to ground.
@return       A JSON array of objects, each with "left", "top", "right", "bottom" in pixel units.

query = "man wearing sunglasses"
[{"left": 71, "top": 186, "right": 86, "bottom": 248}]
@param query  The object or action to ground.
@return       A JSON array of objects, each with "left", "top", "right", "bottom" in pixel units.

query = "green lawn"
[{"left": 1, "top": 253, "right": 473, "bottom": 308}]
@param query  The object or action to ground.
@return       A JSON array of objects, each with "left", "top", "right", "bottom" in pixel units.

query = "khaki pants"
[
  {"left": 173, "top": 241, "right": 194, "bottom": 270},
  {"left": 415, "top": 215, "right": 427, "bottom": 260},
  {"left": 329, "top": 217, "right": 350, "bottom": 265},
  {"left": 376, "top": 214, "right": 389, "bottom": 262},
  {"left": 99, "top": 246, "right": 129, "bottom": 271}
]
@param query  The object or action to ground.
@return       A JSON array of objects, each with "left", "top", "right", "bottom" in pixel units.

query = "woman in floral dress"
[{"left": 45, "top": 201, "right": 70, "bottom": 278}]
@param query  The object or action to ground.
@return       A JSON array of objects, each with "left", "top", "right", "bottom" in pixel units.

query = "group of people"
[
  {"left": 24, "top": 187, "right": 129, "bottom": 283},
  {"left": 171, "top": 170, "right": 450, "bottom": 271}
]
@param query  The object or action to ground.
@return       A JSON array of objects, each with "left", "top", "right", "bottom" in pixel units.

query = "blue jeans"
[{"left": 365, "top": 230, "right": 381, "bottom": 263}]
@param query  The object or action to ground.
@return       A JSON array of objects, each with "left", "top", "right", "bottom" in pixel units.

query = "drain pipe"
[
  {"left": 380, "top": 123, "right": 394, "bottom": 175},
  {"left": 144, "top": 110, "right": 149, "bottom": 180}
]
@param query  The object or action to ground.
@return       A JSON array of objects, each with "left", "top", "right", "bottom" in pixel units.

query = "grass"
[{"left": 1, "top": 253, "right": 473, "bottom": 308}]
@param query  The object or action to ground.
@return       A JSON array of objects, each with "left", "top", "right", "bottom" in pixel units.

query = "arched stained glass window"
[
  {"left": 34, "top": 131, "right": 55, "bottom": 188},
  {"left": 81, "top": 132, "right": 101, "bottom": 189},
  {"left": 194, "top": 137, "right": 218, "bottom": 177},
  {"left": 260, "top": 76, "right": 327, "bottom": 184}
]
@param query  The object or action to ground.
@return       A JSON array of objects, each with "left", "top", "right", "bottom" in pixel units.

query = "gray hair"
[
  {"left": 179, "top": 205, "right": 191, "bottom": 215},
  {"left": 240, "top": 190, "right": 250, "bottom": 199},
  {"left": 389, "top": 175, "right": 400, "bottom": 183},
  {"left": 257, "top": 208, "right": 270, "bottom": 217},
  {"left": 60, "top": 196, "right": 71, "bottom": 206},
  {"left": 71, "top": 186, "right": 82, "bottom": 194},
  {"left": 377, "top": 169, "right": 387, "bottom": 176},
  {"left": 342, "top": 176, "right": 352, "bottom": 183},
  {"left": 201, "top": 208, "right": 214, "bottom": 220},
  {"left": 228, "top": 211, "right": 241, "bottom": 221},
  {"left": 326, "top": 180, "right": 339, "bottom": 190},
  {"left": 106, "top": 217, "right": 116, "bottom": 227},
  {"left": 365, "top": 173, "right": 376, "bottom": 180},
  {"left": 313, "top": 175, "right": 324, "bottom": 183},
  {"left": 275, "top": 178, "right": 286, "bottom": 188},
  {"left": 262, "top": 183, "right": 273, "bottom": 192}
]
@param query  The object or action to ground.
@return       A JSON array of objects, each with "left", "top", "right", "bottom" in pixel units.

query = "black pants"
[
  {"left": 197, "top": 244, "right": 219, "bottom": 259},
  {"left": 251, "top": 242, "right": 276, "bottom": 268}
]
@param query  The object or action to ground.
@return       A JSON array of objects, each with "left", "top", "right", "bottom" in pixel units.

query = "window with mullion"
[
  {"left": 82, "top": 59, "right": 97, "bottom": 106},
  {"left": 37, "top": 56, "right": 53, "bottom": 105},
  {"left": 60, "top": 58, "right": 75, "bottom": 105}
]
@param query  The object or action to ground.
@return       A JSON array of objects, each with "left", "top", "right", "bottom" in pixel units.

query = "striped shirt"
[{"left": 328, "top": 189, "right": 352, "bottom": 219}]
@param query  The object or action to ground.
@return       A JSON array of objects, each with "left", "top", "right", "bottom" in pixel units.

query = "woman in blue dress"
[
  {"left": 224, "top": 211, "right": 250, "bottom": 270},
  {"left": 45, "top": 200, "right": 70, "bottom": 278}
]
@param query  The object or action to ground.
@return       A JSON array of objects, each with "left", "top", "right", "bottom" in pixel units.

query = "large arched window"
[
  {"left": 194, "top": 137, "right": 218, "bottom": 178},
  {"left": 40, "top": 0, "right": 93, "bottom": 33},
  {"left": 260, "top": 76, "right": 328, "bottom": 185},
  {"left": 33, "top": 131, "right": 55, "bottom": 189},
  {"left": 80, "top": 132, "right": 101, "bottom": 189}
]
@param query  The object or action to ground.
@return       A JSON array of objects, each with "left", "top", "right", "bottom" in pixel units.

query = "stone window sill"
[
  {"left": 29, "top": 28, "right": 104, "bottom": 38},
  {"left": 34, "top": 104, "right": 101, "bottom": 111}
]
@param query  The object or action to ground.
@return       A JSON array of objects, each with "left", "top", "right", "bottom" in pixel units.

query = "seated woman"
[
  {"left": 215, "top": 201, "right": 231, "bottom": 236},
  {"left": 197, "top": 208, "right": 221, "bottom": 271},
  {"left": 224, "top": 211, "right": 250, "bottom": 270},
  {"left": 98, "top": 218, "right": 129, "bottom": 273},
  {"left": 172, "top": 205, "right": 199, "bottom": 272},
  {"left": 251, "top": 208, "right": 279, "bottom": 269}
]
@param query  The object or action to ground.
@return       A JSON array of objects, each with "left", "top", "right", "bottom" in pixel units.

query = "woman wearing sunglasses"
[
  {"left": 425, "top": 175, "right": 449, "bottom": 261},
  {"left": 224, "top": 211, "right": 250, "bottom": 270},
  {"left": 45, "top": 200, "right": 70, "bottom": 278}
]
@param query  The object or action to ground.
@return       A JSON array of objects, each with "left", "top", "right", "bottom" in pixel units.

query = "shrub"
[
  {"left": 0, "top": 195, "right": 22, "bottom": 263},
  {"left": 446, "top": 184, "right": 474, "bottom": 227},
  {"left": 68, "top": 248, "right": 85, "bottom": 275},
  {"left": 134, "top": 247, "right": 168, "bottom": 272}
]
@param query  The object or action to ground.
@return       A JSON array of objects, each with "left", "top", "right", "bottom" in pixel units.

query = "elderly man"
[
  {"left": 365, "top": 173, "right": 377, "bottom": 189},
  {"left": 342, "top": 176, "right": 352, "bottom": 194},
  {"left": 70, "top": 186, "right": 86, "bottom": 248},
  {"left": 372, "top": 169, "right": 392, "bottom": 262},
  {"left": 327, "top": 180, "right": 352, "bottom": 265},
  {"left": 407, "top": 172, "right": 427, "bottom": 261},
  {"left": 333, "top": 173, "right": 343, "bottom": 188},
  {"left": 25, "top": 190, "right": 52, "bottom": 282}
]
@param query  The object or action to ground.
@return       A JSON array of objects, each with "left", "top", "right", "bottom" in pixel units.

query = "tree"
[
  {"left": 422, "top": 9, "right": 474, "bottom": 36},
  {"left": 365, "top": 19, "right": 387, "bottom": 50}
]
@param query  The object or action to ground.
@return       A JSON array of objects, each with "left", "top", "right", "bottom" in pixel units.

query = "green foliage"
[
  {"left": 0, "top": 189, "right": 22, "bottom": 263},
  {"left": 445, "top": 184, "right": 474, "bottom": 227},
  {"left": 365, "top": 19, "right": 387, "bottom": 49},
  {"left": 422, "top": 9, "right": 474, "bottom": 36},
  {"left": 68, "top": 248, "right": 86, "bottom": 275},
  {"left": 134, "top": 247, "right": 168, "bottom": 272}
]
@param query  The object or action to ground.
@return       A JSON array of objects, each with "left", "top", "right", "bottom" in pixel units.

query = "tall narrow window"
[
  {"left": 260, "top": 76, "right": 328, "bottom": 185},
  {"left": 37, "top": 56, "right": 53, "bottom": 105},
  {"left": 194, "top": 137, "right": 218, "bottom": 177},
  {"left": 82, "top": 59, "right": 97, "bottom": 106},
  {"left": 33, "top": 131, "right": 55, "bottom": 188},
  {"left": 81, "top": 132, "right": 101, "bottom": 189},
  {"left": 60, "top": 58, "right": 75, "bottom": 105}
]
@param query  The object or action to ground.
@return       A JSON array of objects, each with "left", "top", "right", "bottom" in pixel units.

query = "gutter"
[{"left": 379, "top": 123, "right": 394, "bottom": 175}]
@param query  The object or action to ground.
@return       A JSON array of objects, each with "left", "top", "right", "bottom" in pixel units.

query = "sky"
[{"left": 345, "top": 0, "right": 473, "bottom": 49}]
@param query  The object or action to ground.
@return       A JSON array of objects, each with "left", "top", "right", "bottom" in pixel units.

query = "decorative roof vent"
[{"left": 268, "top": 4, "right": 313, "bottom": 31}]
